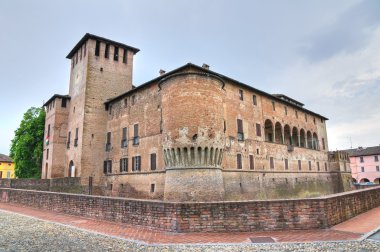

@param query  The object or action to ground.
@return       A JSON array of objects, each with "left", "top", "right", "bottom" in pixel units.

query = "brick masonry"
[{"left": 0, "top": 186, "right": 378, "bottom": 233}]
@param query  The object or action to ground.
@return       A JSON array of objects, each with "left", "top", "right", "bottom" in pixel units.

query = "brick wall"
[
  {"left": 0, "top": 178, "right": 83, "bottom": 193},
  {"left": 0, "top": 186, "right": 379, "bottom": 232}
]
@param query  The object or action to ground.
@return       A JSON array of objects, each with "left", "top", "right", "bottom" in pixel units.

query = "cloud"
[
  {"left": 266, "top": 24, "right": 380, "bottom": 150},
  {"left": 300, "top": 0, "right": 380, "bottom": 62}
]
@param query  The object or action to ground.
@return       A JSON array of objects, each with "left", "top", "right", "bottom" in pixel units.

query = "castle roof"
[
  {"left": 344, "top": 146, "right": 380, "bottom": 157},
  {"left": 43, "top": 94, "right": 71, "bottom": 107},
  {"left": 66, "top": 33, "right": 140, "bottom": 59},
  {"left": 0, "top": 154, "right": 12, "bottom": 163},
  {"left": 105, "top": 63, "right": 329, "bottom": 120}
]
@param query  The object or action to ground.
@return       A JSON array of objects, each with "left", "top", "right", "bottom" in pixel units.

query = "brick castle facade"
[{"left": 42, "top": 34, "right": 351, "bottom": 201}]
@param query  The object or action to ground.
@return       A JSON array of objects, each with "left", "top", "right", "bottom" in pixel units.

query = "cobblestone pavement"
[{"left": 0, "top": 210, "right": 379, "bottom": 252}]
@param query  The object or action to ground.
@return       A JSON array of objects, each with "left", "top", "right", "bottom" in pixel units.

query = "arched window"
[
  {"left": 275, "top": 122, "right": 283, "bottom": 144},
  {"left": 300, "top": 129, "right": 306, "bottom": 147},
  {"left": 264, "top": 119, "right": 274, "bottom": 142},
  {"left": 292, "top": 127, "right": 299, "bottom": 146},
  {"left": 360, "top": 178, "right": 369, "bottom": 183},
  {"left": 312, "top": 133, "right": 319, "bottom": 150},
  {"left": 284, "top": 124, "right": 291, "bottom": 145},
  {"left": 307, "top": 131, "right": 313, "bottom": 149},
  {"left": 69, "top": 160, "right": 75, "bottom": 177}
]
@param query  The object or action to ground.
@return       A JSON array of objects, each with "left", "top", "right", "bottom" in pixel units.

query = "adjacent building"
[
  {"left": 0, "top": 154, "right": 15, "bottom": 179},
  {"left": 41, "top": 33, "right": 351, "bottom": 201},
  {"left": 345, "top": 146, "right": 380, "bottom": 184}
]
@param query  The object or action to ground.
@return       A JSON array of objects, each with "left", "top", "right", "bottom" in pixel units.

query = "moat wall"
[{"left": 0, "top": 186, "right": 379, "bottom": 232}]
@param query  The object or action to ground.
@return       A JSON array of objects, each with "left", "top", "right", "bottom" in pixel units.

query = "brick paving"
[{"left": 0, "top": 203, "right": 378, "bottom": 245}]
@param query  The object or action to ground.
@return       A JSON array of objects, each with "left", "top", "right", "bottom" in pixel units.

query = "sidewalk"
[{"left": 0, "top": 203, "right": 378, "bottom": 244}]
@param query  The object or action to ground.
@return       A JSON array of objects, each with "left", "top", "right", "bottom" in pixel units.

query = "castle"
[{"left": 42, "top": 34, "right": 351, "bottom": 201}]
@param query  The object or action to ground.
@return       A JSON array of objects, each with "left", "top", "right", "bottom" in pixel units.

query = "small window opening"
[
  {"left": 114, "top": 46, "right": 119, "bottom": 61},
  {"left": 105, "top": 44, "right": 110, "bottom": 58},
  {"left": 95, "top": 40, "right": 100, "bottom": 56}
]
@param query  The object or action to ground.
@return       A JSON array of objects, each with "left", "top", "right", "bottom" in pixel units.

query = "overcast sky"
[{"left": 0, "top": 0, "right": 379, "bottom": 155}]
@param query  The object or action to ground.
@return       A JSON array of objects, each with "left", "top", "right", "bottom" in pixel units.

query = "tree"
[{"left": 10, "top": 107, "right": 45, "bottom": 178}]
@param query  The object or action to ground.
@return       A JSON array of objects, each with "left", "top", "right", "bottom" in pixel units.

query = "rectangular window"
[
  {"left": 308, "top": 161, "right": 312, "bottom": 171},
  {"left": 305, "top": 113, "right": 307, "bottom": 122},
  {"left": 74, "top": 128, "right": 78, "bottom": 147},
  {"left": 360, "top": 156, "right": 364, "bottom": 163},
  {"left": 375, "top": 156, "right": 379, "bottom": 162},
  {"left": 61, "top": 98, "right": 67, "bottom": 108},
  {"left": 114, "top": 46, "right": 119, "bottom": 61},
  {"left": 133, "top": 124, "right": 139, "bottom": 145},
  {"left": 284, "top": 106, "right": 287, "bottom": 115},
  {"left": 317, "top": 161, "right": 320, "bottom": 171},
  {"left": 67, "top": 131, "right": 71, "bottom": 149},
  {"left": 103, "top": 160, "right": 112, "bottom": 174},
  {"left": 119, "top": 158, "right": 128, "bottom": 172},
  {"left": 237, "top": 119, "right": 244, "bottom": 141},
  {"left": 313, "top": 117, "right": 316, "bottom": 124},
  {"left": 46, "top": 149, "right": 49, "bottom": 160},
  {"left": 272, "top": 101, "right": 275, "bottom": 111},
  {"left": 150, "top": 184, "right": 155, "bottom": 193},
  {"left": 124, "top": 98, "right": 128, "bottom": 107},
  {"left": 95, "top": 41, "right": 100, "bottom": 56},
  {"left": 80, "top": 47, "right": 82, "bottom": 60},
  {"left": 298, "top": 160, "right": 301, "bottom": 170},
  {"left": 376, "top": 166, "right": 379, "bottom": 171},
  {"left": 256, "top": 123, "right": 261, "bottom": 137},
  {"left": 6, "top": 171, "right": 10, "bottom": 179},
  {"left": 223, "top": 120, "right": 226, "bottom": 132},
  {"left": 237, "top": 154, "right": 242, "bottom": 169},
  {"left": 105, "top": 44, "right": 110, "bottom": 58},
  {"left": 132, "top": 95, "right": 136, "bottom": 105},
  {"left": 325, "top": 162, "right": 328, "bottom": 171},
  {"left": 322, "top": 138, "right": 325, "bottom": 150},
  {"left": 295, "top": 110, "right": 298, "bottom": 118},
  {"left": 151, "top": 153, "right": 157, "bottom": 170},
  {"left": 239, "top": 89, "right": 244, "bottom": 100},
  {"left": 249, "top": 155, "right": 254, "bottom": 170},
  {"left": 270, "top": 157, "right": 274, "bottom": 169},
  {"left": 132, "top": 156, "right": 141, "bottom": 171},
  {"left": 252, "top": 95, "right": 257, "bottom": 105},
  {"left": 83, "top": 42, "right": 86, "bottom": 57},
  {"left": 123, "top": 49, "right": 128, "bottom": 63},
  {"left": 121, "top": 127, "right": 127, "bottom": 148},
  {"left": 284, "top": 159, "right": 288, "bottom": 170},
  {"left": 361, "top": 167, "right": 364, "bottom": 172},
  {"left": 47, "top": 124, "right": 51, "bottom": 138},
  {"left": 106, "top": 132, "right": 111, "bottom": 151}
]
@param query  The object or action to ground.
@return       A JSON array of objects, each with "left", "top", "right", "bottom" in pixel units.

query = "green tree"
[{"left": 10, "top": 107, "right": 46, "bottom": 178}]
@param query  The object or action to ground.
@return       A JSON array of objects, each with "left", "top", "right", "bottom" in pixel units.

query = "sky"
[{"left": 0, "top": 0, "right": 379, "bottom": 155}]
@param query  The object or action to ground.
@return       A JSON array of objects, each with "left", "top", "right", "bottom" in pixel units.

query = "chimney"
[
  {"left": 202, "top": 63, "right": 209, "bottom": 70},
  {"left": 159, "top": 69, "right": 166, "bottom": 76}
]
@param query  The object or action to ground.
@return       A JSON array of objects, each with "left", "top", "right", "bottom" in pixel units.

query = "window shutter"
[
  {"left": 103, "top": 161, "right": 107, "bottom": 173},
  {"left": 256, "top": 123, "right": 261, "bottom": 136},
  {"left": 237, "top": 154, "right": 242, "bottom": 169},
  {"left": 120, "top": 159, "right": 122, "bottom": 172},
  {"left": 122, "top": 127, "right": 127, "bottom": 140},
  {"left": 132, "top": 157, "right": 135, "bottom": 171},
  {"left": 151, "top": 153, "right": 156, "bottom": 170},
  {"left": 237, "top": 119, "right": 243, "bottom": 133},
  {"left": 249, "top": 155, "right": 254, "bottom": 170},
  {"left": 270, "top": 157, "right": 274, "bottom": 169},
  {"left": 134, "top": 124, "right": 138, "bottom": 137}
]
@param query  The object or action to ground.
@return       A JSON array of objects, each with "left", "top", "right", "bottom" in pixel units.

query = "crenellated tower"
[{"left": 160, "top": 71, "right": 226, "bottom": 201}]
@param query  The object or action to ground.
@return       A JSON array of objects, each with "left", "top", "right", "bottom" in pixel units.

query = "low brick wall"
[
  {"left": 0, "top": 178, "right": 83, "bottom": 193},
  {"left": 0, "top": 186, "right": 379, "bottom": 232}
]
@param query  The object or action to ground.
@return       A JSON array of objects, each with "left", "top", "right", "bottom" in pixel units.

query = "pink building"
[{"left": 345, "top": 146, "right": 380, "bottom": 184}]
